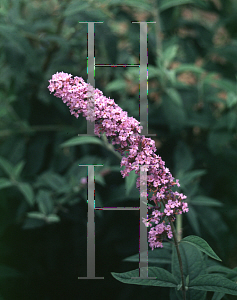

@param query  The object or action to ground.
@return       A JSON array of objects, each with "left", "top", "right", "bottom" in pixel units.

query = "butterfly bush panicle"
[{"left": 48, "top": 71, "right": 189, "bottom": 250}]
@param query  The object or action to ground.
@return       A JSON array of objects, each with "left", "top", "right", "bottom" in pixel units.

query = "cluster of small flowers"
[{"left": 48, "top": 72, "right": 189, "bottom": 249}]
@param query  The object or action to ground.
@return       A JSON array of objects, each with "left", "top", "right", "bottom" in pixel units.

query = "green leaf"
[
  {"left": 189, "top": 274, "right": 237, "bottom": 295},
  {"left": 23, "top": 216, "right": 45, "bottom": 229},
  {"left": 207, "top": 265, "right": 237, "bottom": 276},
  {"left": 214, "top": 42, "right": 237, "bottom": 65},
  {"left": 60, "top": 136, "right": 104, "bottom": 148},
  {"left": 46, "top": 214, "right": 60, "bottom": 223},
  {"left": 162, "top": 45, "right": 179, "bottom": 68},
  {"left": 125, "top": 169, "right": 137, "bottom": 196},
  {"left": 105, "top": 79, "right": 127, "bottom": 92},
  {"left": 159, "top": 0, "right": 197, "bottom": 11},
  {"left": 0, "top": 265, "right": 21, "bottom": 278},
  {"left": 166, "top": 69, "right": 177, "bottom": 85},
  {"left": 186, "top": 206, "right": 201, "bottom": 236},
  {"left": 36, "top": 190, "right": 54, "bottom": 215},
  {"left": 226, "top": 92, "right": 237, "bottom": 108},
  {"left": 123, "top": 245, "right": 172, "bottom": 265},
  {"left": 165, "top": 88, "right": 182, "bottom": 106},
  {"left": 204, "top": 77, "right": 236, "bottom": 93},
  {"left": 179, "top": 169, "right": 206, "bottom": 187},
  {"left": 147, "top": 65, "right": 162, "bottom": 79},
  {"left": 227, "top": 111, "right": 237, "bottom": 130},
  {"left": 191, "top": 196, "right": 223, "bottom": 207},
  {"left": 111, "top": 267, "right": 178, "bottom": 287},
  {"left": 0, "top": 178, "right": 12, "bottom": 190},
  {"left": 17, "top": 182, "right": 34, "bottom": 206},
  {"left": 0, "top": 156, "right": 13, "bottom": 177},
  {"left": 12, "top": 160, "right": 25, "bottom": 180},
  {"left": 35, "top": 171, "right": 67, "bottom": 191},
  {"left": 199, "top": 208, "right": 228, "bottom": 242},
  {"left": 27, "top": 212, "right": 46, "bottom": 219},
  {"left": 172, "top": 243, "right": 207, "bottom": 300},
  {"left": 174, "top": 64, "right": 205, "bottom": 75},
  {"left": 94, "top": 173, "right": 106, "bottom": 186},
  {"left": 211, "top": 292, "right": 225, "bottom": 300},
  {"left": 186, "top": 181, "right": 199, "bottom": 197},
  {"left": 181, "top": 235, "right": 222, "bottom": 261},
  {"left": 108, "top": 166, "right": 121, "bottom": 172}
]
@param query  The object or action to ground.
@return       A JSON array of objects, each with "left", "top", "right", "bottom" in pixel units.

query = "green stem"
[
  {"left": 170, "top": 219, "right": 186, "bottom": 300},
  {"left": 176, "top": 213, "right": 182, "bottom": 242},
  {"left": 160, "top": 199, "right": 186, "bottom": 300}
]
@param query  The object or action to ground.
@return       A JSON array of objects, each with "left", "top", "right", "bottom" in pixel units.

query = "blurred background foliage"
[{"left": 0, "top": 0, "right": 237, "bottom": 299}]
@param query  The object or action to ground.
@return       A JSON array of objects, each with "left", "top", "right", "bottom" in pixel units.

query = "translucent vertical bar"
[
  {"left": 132, "top": 165, "right": 156, "bottom": 279},
  {"left": 78, "top": 164, "right": 104, "bottom": 279},
  {"left": 132, "top": 21, "right": 156, "bottom": 137},
  {"left": 140, "top": 22, "right": 148, "bottom": 136},
  {"left": 78, "top": 22, "right": 103, "bottom": 136},
  {"left": 86, "top": 22, "right": 95, "bottom": 136}
]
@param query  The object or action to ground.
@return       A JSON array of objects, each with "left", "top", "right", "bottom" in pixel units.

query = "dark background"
[{"left": 0, "top": 0, "right": 237, "bottom": 299}]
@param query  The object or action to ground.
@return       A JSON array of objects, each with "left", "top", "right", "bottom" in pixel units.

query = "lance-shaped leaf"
[
  {"left": 0, "top": 178, "right": 13, "bottom": 190},
  {"left": 111, "top": 267, "right": 178, "bottom": 287},
  {"left": 0, "top": 157, "right": 14, "bottom": 177},
  {"left": 181, "top": 235, "right": 222, "bottom": 261},
  {"left": 18, "top": 182, "right": 34, "bottom": 206},
  {"left": 189, "top": 274, "right": 237, "bottom": 295},
  {"left": 60, "top": 136, "right": 104, "bottom": 148},
  {"left": 125, "top": 169, "right": 137, "bottom": 196}
]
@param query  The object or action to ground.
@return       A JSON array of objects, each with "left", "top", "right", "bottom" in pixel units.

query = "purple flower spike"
[{"left": 48, "top": 72, "right": 189, "bottom": 249}]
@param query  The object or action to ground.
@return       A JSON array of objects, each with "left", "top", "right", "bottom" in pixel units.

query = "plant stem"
[
  {"left": 176, "top": 214, "right": 182, "bottom": 242},
  {"left": 160, "top": 198, "right": 186, "bottom": 299},
  {"left": 170, "top": 219, "right": 186, "bottom": 300}
]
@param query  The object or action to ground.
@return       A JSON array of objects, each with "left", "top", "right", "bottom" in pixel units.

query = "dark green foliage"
[{"left": 0, "top": 0, "right": 237, "bottom": 299}]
